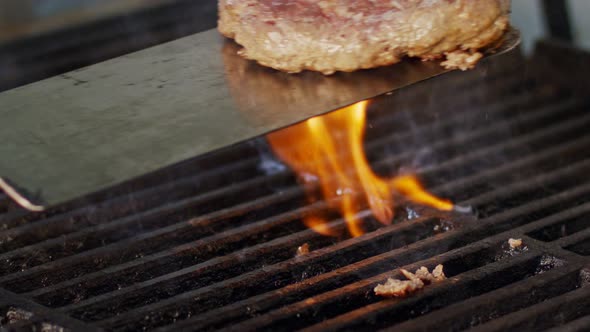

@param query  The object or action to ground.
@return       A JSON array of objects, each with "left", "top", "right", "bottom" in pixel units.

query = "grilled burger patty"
[{"left": 218, "top": 0, "right": 511, "bottom": 74}]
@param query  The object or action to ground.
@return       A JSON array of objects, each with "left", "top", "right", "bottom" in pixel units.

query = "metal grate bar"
[
  {"left": 67, "top": 161, "right": 590, "bottom": 320},
  {"left": 98, "top": 180, "right": 590, "bottom": 330},
  {"left": 545, "top": 314, "right": 590, "bottom": 332},
  {"left": 560, "top": 228, "right": 590, "bottom": 256},
  {"left": 380, "top": 96, "right": 583, "bottom": 159},
  {"left": 55, "top": 203, "right": 352, "bottom": 313},
  {"left": 185, "top": 203, "right": 590, "bottom": 331},
  {"left": 366, "top": 76, "right": 545, "bottom": 141},
  {"left": 170, "top": 229, "right": 483, "bottom": 331},
  {"left": 463, "top": 158, "right": 590, "bottom": 209},
  {"left": 468, "top": 283, "right": 590, "bottom": 331},
  {"left": 0, "top": 158, "right": 261, "bottom": 250},
  {"left": 222, "top": 251, "right": 547, "bottom": 331},
  {"left": 507, "top": 208, "right": 590, "bottom": 249},
  {"left": 377, "top": 262, "right": 584, "bottom": 332},
  {"left": 528, "top": 211, "right": 590, "bottom": 244},
  {"left": 95, "top": 216, "right": 455, "bottom": 329},
  {"left": 0, "top": 171, "right": 296, "bottom": 278},
  {"left": 49, "top": 151, "right": 590, "bottom": 330},
  {"left": 423, "top": 106, "right": 590, "bottom": 189},
  {"left": 0, "top": 184, "right": 311, "bottom": 293},
  {"left": 365, "top": 87, "right": 562, "bottom": 163},
  {"left": 0, "top": 288, "right": 101, "bottom": 332},
  {"left": 58, "top": 218, "right": 350, "bottom": 313},
  {"left": 559, "top": 227, "right": 590, "bottom": 247},
  {"left": 369, "top": 230, "right": 588, "bottom": 332},
  {"left": 428, "top": 132, "right": 590, "bottom": 196},
  {"left": 162, "top": 170, "right": 590, "bottom": 331},
  {"left": 24, "top": 186, "right": 307, "bottom": 299}
]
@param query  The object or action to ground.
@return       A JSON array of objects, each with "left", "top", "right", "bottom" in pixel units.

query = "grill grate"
[{"left": 2, "top": 47, "right": 590, "bottom": 331}]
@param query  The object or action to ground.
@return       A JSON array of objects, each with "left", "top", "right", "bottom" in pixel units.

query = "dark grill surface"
[{"left": 2, "top": 48, "right": 590, "bottom": 331}]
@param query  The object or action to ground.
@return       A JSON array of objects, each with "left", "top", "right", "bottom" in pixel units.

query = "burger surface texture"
[{"left": 218, "top": 0, "right": 511, "bottom": 74}]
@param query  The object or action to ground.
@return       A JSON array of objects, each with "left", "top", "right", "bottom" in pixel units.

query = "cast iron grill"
[{"left": 2, "top": 48, "right": 590, "bottom": 332}]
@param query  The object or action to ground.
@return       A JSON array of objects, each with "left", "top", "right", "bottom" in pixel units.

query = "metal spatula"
[{"left": 0, "top": 27, "right": 520, "bottom": 210}]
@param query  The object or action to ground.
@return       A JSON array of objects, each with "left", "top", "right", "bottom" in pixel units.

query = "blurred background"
[
  {"left": 511, "top": 0, "right": 590, "bottom": 53},
  {"left": 0, "top": 0, "right": 174, "bottom": 45},
  {"left": 0, "top": 0, "right": 586, "bottom": 91}
]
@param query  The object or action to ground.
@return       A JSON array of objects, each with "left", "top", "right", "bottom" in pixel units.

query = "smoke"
[{"left": 249, "top": 137, "right": 287, "bottom": 176}]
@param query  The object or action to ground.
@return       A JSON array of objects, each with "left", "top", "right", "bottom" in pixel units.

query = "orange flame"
[{"left": 266, "top": 100, "right": 452, "bottom": 237}]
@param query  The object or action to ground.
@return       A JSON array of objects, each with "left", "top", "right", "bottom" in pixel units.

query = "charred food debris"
[{"left": 374, "top": 265, "right": 446, "bottom": 298}]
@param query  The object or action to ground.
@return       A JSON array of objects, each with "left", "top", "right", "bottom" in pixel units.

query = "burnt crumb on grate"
[
  {"left": 0, "top": 307, "right": 65, "bottom": 331},
  {"left": 508, "top": 238, "right": 523, "bottom": 249},
  {"left": 1, "top": 306, "right": 33, "bottom": 325},
  {"left": 34, "top": 322, "right": 67, "bottom": 332},
  {"left": 580, "top": 268, "right": 590, "bottom": 287},
  {"left": 296, "top": 243, "right": 310, "bottom": 256},
  {"left": 414, "top": 265, "right": 446, "bottom": 283},
  {"left": 374, "top": 265, "right": 446, "bottom": 297},
  {"left": 433, "top": 220, "right": 455, "bottom": 233},
  {"left": 495, "top": 238, "right": 529, "bottom": 260}
]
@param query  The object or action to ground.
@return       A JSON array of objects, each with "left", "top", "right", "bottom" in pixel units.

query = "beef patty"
[{"left": 218, "top": 0, "right": 511, "bottom": 74}]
